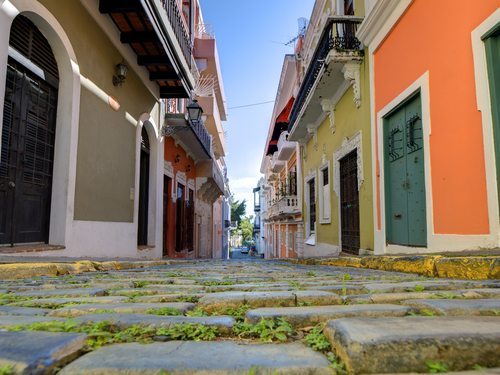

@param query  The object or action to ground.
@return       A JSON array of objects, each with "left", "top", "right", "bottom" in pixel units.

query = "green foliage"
[
  {"left": 414, "top": 285, "right": 425, "bottom": 292},
  {"left": 133, "top": 281, "right": 150, "bottom": 288},
  {"left": 217, "top": 305, "right": 252, "bottom": 320},
  {"left": 185, "top": 307, "right": 209, "bottom": 317},
  {"left": 119, "top": 291, "right": 159, "bottom": 299},
  {"left": 306, "top": 271, "right": 317, "bottom": 277},
  {"left": 286, "top": 280, "right": 305, "bottom": 290},
  {"left": 174, "top": 295, "right": 198, "bottom": 303},
  {"left": 304, "top": 325, "right": 330, "bottom": 351},
  {"left": 328, "top": 355, "right": 347, "bottom": 375},
  {"left": 473, "top": 365, "right": 487, "bottom": 370},
  {"left": 9, "top": 319, "right": 157, "bottom": 350},
  {"left": 146, "top": 307, "right": 183, "bottom": 316},
  {"left": 343, "top": 274, "right": 353, "bottom": 280},
  {"left": 425, "top": 360, "right": 449, "bottom": 373},
  {"left": 157, "top": 323, "right": 219, "bottom": 341},
  {"left": 233, "top": 321, "right": 253, "bottom": 335},
  {"left": 90, "top": 309, "right": 115, "bottom": 314},
  {"left": 201, "top": 280, "right": 235, "bottom": 286},
  {"left": 297, "top": 301, "right": 314, "bottom": 307},
  {"left": 243, "top": 317, "right": 293, "bottom": 342},
  {"left": 247, "top": 365, "right": 264, "bottom": 375},
  {"left": 239, "top": 215, "right": 254, "bottom": 241},
  {"left": 230, "top": 199, "right": 246, "bottom": 230},
  {"left": 0, "top": 364, "right": 13, "bottom": 375}
]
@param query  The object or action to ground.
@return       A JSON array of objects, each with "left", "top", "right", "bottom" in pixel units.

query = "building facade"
[
  {"left": 260, "top": 51, "right": 305, "bottom": 259},
  {"left": 358, "top": 0, "right": 500, "bottom": 254},
  {"left": 0, "top": 0, "right": 228, "bottom": 259},
  {"left": 285, "top": 0, "right": 374, "bottom": 257}
]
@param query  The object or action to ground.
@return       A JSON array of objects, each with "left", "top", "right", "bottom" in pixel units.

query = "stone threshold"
[{"left": 0, "top": 244, "right": 65, "bottom": 254}]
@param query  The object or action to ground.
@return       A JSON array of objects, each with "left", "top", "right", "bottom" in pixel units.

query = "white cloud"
[{"left": 228, "top": 175, "right": 262, "bottom": 217}]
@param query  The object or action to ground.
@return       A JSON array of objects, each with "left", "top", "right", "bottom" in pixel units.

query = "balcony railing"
[
  {"left": 288, "top": 18, "right": 363, "bottom": 132},
  {"left": 269, "top": 195, "right": 300, "bottom": 220},
  {"left": 187, "top": 99, "right": 211, "bottom": 155},
  {"left": 161, "top": 0, "right": 192, "bottom": 68}
]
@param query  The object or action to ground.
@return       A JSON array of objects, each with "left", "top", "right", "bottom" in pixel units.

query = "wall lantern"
[
  {"left": 113, "top": 60, "right": 129, "bottom": 86},
  {"left": 186, "top": 165, "right": 191, "bottom": 172},
  {"left": 174, "top": 154, "right": 181, "bottom": 163},
  {"left": 187, "top": 99, "right": 203, "bottom": 124}
]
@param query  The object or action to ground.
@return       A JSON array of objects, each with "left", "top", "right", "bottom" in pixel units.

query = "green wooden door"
[
  {"left": 384, "top": 94, "right": 426, "bottom": 246},
  {"left": 484, "top": 28, "right": 500, "bottom": 214}
]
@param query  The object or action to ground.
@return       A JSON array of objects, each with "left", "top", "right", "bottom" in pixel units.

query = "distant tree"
[
  {"left": 240, "top": 215, "right": 254, "bottom": 241},
  {"left": 230, "top": 199, "right": 246, "bottom": 226}
]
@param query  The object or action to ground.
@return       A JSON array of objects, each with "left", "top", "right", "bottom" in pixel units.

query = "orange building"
[{"left": 358, "top": 0, "right": 500, "bottom": 253}]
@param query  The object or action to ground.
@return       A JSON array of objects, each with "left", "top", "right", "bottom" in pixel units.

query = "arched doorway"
[{"left": 0, "top": 15, "right": 59, "bottom": 246}]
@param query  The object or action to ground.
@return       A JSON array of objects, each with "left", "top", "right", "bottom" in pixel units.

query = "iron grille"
[
  {"left": 161, "top": 0, "right": 192, "bottom": 68},
  {"left": 309, "top": 179, "right": 316, "bottom": 230},
  {"left": 9, "top": 16, "right": 59, "bottom": 81},
  {"left": 0, "top": 100, "right": 13, "bottom": 180},
  {"left": 288, "top": 19, "right": 363, "bottom": 132}
]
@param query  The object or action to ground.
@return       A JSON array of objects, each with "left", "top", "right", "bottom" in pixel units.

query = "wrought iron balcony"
[
  {"left": 160, "top": 0, "right": 192, "bottom": 68},
  {"left": 163, "top": 99, "right": 212, "bottom": 159},
  {"left": 289, "top": 17, "right": 363, "bottom": 131}
]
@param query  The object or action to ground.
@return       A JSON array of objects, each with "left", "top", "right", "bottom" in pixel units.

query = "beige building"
[{"left": 0, "top": 0, "right": 229, "bottom": 259}]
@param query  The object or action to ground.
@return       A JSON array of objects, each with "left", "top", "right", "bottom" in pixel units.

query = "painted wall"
[
  {"left": 373, "top": 0, "right": 500, "bottom": 236},
  {"left": 163, "top": 136, "right": 197, "bottom": 259},
  {"left": 302, "top": 50, "right": 373, "bottom": 253},
  {"left": 37, "top": 0, "right": 158, "bottom": 222}
]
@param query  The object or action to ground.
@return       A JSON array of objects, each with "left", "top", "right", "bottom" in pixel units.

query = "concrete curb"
[
  {"left": 0, "top": 260, "right": 172, "bottom": 280},
  {"left": 281, "top": 255, "right": 500, "bottom": 280}
]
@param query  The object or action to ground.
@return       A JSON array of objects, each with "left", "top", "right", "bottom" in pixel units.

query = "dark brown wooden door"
[
  {"left": 0, "top": 60, "right": 58, "bottom": 245},
  {"left": 162, "top": 175, "right": 171, "bottom": 256},
  {"left": 340, "top": 150, "right": 360, "bottom": 254},
  {"left": 137, "top": 128, "right": 150, "bottom": 246}
]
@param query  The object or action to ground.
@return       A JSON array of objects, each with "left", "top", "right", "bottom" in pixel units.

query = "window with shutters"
[{"left": 319, "top": 161, "right": 331, "bottom": 224}]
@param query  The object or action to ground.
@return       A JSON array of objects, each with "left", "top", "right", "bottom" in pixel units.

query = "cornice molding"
[{"left": 357, "top": 0, "right": 414, "bottom": 48}]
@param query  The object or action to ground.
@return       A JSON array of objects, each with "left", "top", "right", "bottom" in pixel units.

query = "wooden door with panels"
[
  {"left": 1, "top": 16, "right": 59, "bottom": 246},
  {"left": 384, "top": 94, "right": 426, "bottom": 247}
]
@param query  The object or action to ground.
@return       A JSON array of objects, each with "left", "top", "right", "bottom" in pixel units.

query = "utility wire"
[{"left": 228, "top": 100, "right": 274, "bottom": 110}]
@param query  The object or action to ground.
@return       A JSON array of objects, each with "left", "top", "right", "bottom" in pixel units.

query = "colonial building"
[
  {"left": 284, "top": 0, "right": 374, "bottom": 257},
  {"left": 0, "top": 0, "right": 229, "bottom": 259},
  {"left": 260, "top": 51, "right": 304, "bottom": 259},
  {"left": 358, "top": 0, "right": 500, "bottom": 254}
]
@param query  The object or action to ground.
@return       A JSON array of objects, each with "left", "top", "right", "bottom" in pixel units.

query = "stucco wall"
[
  {"left": 39, "top": 0, "right": 158, "bottom": 222},
  {"left": 302, "top": 49, "right": 373, "bottom": 252}
]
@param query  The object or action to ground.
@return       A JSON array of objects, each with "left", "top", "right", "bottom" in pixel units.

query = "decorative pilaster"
[
  {"left": 342, "top": 61, "right": 362, "bottom": 108},
  {"left": 321, "top": 98, "right": 336, "bottom": 134},
  {"left": 298, "top": 139, "right": 307, "bottom": 162},
  {"left": 306, "top": 124, "right": 318, "bottom": 151}
]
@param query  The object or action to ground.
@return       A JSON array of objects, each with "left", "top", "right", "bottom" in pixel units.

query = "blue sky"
[{"left": 199, "top": 0, "right": 315, "bottom": 216}]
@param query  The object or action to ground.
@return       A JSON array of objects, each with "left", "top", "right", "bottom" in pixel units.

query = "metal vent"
[
  {"left": 141, "top": 126, "right": 150, "bottom": 151},
  {"left": 9, "top": 15, "right": 59, "bottom": 81}
]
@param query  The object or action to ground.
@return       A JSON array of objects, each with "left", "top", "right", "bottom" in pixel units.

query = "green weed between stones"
[
  {"left": 425, "top": 360, "right": 449, "bottom": 373},
  {"left": 173, "top": 295, "right": 198, "bottom": 303},
  {"left": 303, "top": 324, "right": 330, "bottom": 351},
  {"left": 157, "top": 323, "right": 219, "bottom": 341},
  {"left": 185, "top": 307, "right": 209, "bottom": 317},
  {"left": 328, "top": 355, "right": 347, "bottom": 375},
  {"left": 0, "top": 364, "right": 13, "bottom": 375},
  {"left": 8, "top": 319, "right": 157, "bottom": 351},
  {"left": 239, "top": 317, "right": 293, "bottom": 342},
  {"left": 286, "top": 280, "right": 305, "bottom": 290},
  {"left": 200, "top": 280, "right": 235, "bottom": 286},
  {"left": 146, "top": 307, "right": 183, "bottom": 316},
  {"left": 133, "top": 281, "right": 151, "bottom": 288}
]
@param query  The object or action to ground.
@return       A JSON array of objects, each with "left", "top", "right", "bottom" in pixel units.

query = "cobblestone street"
[{"left": 0, "top": 259, "right": 500, "bottom": 374}]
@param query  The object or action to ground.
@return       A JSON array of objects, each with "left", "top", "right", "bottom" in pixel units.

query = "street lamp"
[
  {"left": 187, "top": 99, "right": 203, "bottom": 124},
  {"left": 113, "top": 60, "right": 129, "bottom": 86}
]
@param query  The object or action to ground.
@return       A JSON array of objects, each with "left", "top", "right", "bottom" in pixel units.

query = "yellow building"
[{"left": 287, "top": 0, "right": 374, "bottom": 256}]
